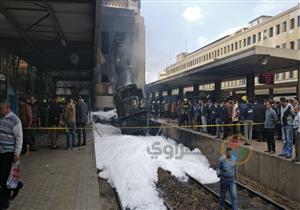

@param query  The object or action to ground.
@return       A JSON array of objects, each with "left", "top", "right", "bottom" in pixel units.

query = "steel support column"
[
  {"left": 193, "top": 83, "right": 199, "bottom": 99},
  {"left": 268, "top": 87, "right": 274, "bottom": 100},
  {"left": 246, "top": 73, "right": 255, "bottom": 102},
  {"left": 178, "top": 87, "right": 184, "bottom": 101},
  {"left": 214, "top": 80, "right": 221, "bottom": 101}
]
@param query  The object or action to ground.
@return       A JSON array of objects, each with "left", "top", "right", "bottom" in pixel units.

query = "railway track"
[{"left": 186, "top": 173, "right": 290, "bottom": 210}]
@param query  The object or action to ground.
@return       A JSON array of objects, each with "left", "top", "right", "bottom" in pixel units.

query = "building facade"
[
  {"left": 158, "top": 5, "right": 300, "bottom": 97},
  {"left": 94, "top": 0, "right": 145, "bottom": 110}
]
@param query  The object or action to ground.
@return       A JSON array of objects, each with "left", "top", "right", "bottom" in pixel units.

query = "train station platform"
[
  {"left": 155, "top": 118, "right": 295, "bottom": 157},
  {"left": 9, "top": 130, "right": 102, "bottom": 210},
  {"left": 153, "top": 118, "right": 300, "bottom": 204}
]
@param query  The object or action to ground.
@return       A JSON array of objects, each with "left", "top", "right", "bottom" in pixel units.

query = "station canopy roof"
[
  {"left": 146, "top": 46, "right": 300, "bottom": 92},
  {"left": 0, "top": 0, "right": 95, "bottom": 80}
]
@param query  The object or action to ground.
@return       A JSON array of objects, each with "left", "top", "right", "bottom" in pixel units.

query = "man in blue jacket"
[{"left": 217, "top": 147, "right": 238, "bottom": 210}]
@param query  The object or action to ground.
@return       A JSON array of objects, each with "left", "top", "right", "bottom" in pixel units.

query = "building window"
[
  {"left": 282, "top": 21, "right": 287, "bottom": 32},
  {"left": 235, "top": 42, "right": 238, "bottom": 50},
  {"left": 298, "top": 16, "right": 300, "bottom": 27},
  {"left": 290, "top": 18, "right": 295, "bottom": 30},
  {"left": 276, "top": 45, "right": 280, "bottom": 48},
  {"left": 288, "top": 71, "right": 293, "bottom": 79},
  {"left": 247, "top": 36, "right": 251, "bottom": 45},
  {"left": 217, "top": 49, "right": 219, "bottom": 56},
  {"left": 258, "top": 32, "right": 261, "bottom": 41},
  {"left": 275, "top": 73, "right": 279, "bottom": 81},
  {"left": 239, "top": 40, "right": 242, "bottom": 48},
  {"left": 282, "top": 43, "right": 286, "bottom": 48},
  {"left": 224, "top": 47, "right": 226, "bottom": 54},
  {"left": 231, "top": 43, "right": 234, "bottom": 51},
  {"left": 227, "top": 45, "right": 230, "bottom": 52},
  {"left": 252, "top": 34, "right": 256, "bottom": 43},
  {"left": 269, "top": 27, "right": 273, "bottom": 37},
  {"left": 243, "top": 38, "right": 246, "bottom": 47},
  {"left": 263, "top": 30, "right": 267, "bottom": 40},
  {"left": 290, "top": 41, "right": 294, "bottom": 49},
  {"left": 221, "top": 48, "right": 223, "bottom": 55},
  {"left": 298, "top": 39, "right": 300, "bottom": 49},
  {"left": 276, "top": 24, "right": 280, "bottom": 35}
]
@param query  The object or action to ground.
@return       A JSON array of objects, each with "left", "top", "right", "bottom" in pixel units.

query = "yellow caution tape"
[{"left": 22, "top": 122, "right": 265, "bottom": 130}]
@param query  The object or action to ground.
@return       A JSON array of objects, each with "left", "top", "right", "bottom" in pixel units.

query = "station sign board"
[{"left": 258, "top": 72, "right": 274, "bottom": 85}]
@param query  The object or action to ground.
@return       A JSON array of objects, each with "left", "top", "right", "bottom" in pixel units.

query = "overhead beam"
[
  {"left": 26, "top": 13, "right": 50, "bottom": 31},
  {"left": 41, "top": 0, "right": 70, "bottom": 52},
  {"left": 0, "top": 1, "right": 34, "bottom": 48}
]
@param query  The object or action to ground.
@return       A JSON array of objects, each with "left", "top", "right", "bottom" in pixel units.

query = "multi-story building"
[{"left": 157, "top": 5, "right": 299, "bottom": 97}]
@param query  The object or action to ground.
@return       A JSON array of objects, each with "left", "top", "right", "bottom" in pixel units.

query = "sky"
[{"left": 141, "top": 0, "right": 299, "bottom": 84}]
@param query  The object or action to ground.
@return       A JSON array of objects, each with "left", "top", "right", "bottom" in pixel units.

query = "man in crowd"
[
  {"left": 181, "top": 98, "right": 189, "bottom": 126},
  {"left": 220, "top": 101, "right": 229, "bottom": 139},
  {"left": 30, "top": 96, "right": 39, "bottom": 151},
  {"left": 65, "top": 98, "right": 76, "bottom": 149},
  {"left": 226, "top": 99, "right": 233, "bottom": 136},
  {"left": 0, "top": 101, "right": 23, "bottom": 210},
  {"left": 200, "top": 100, "right": 208, "bottom": 132},
  {"left": 76, "top": 97, "right": 88, "bottom": 147},
  {"left": 19, "top": 97, "right": 33, "bottom": 154},
  {"left": 253, "top": 99, "right": 266, "bottom": 142},
  {"left": 264, "top": 101, "right": 278, "bottom": 154},
  {"left": 217, "top": 147, "right": 238, "bottom": 210},
  {"left": 274, "top": 101, "right": 282, "bottom": 140},
  {"left": 239, "top": 96, "right": 254, "bottom": 145},
  {"left": 176, "top": 100, "right": 182, "bottom": 126},
  {"left": 232, "top": 99, "right": 240, "bottom": 138},
  {"left": 279, "top": 97, "right": 295, "bottom": 159},
  {"left": 293, "top": 105, "right": 300, "bottom": 162},
  {"left": 40, "top": 98, "right": 48, "bottom": 127},
  {"left": 48, "top": 96, "right": 63, "bottom": 149}
]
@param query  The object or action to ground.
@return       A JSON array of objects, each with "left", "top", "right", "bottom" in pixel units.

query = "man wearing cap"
[
  {"left": 239, "top": 96, "right": 254, "bottom": 145},
  {"left": 0, "top": 101, "right": 23, "bottom": 210}
]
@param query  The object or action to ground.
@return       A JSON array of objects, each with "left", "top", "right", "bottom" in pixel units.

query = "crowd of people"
[
  {"left": 18, "top": 95, "right": 89, "bottom": 153},
  {"left": 0, "top": 96, "right": 89, "bottom": 210},
  {"left": 151, "top": 96, "right": 300, "bottom": 162}
]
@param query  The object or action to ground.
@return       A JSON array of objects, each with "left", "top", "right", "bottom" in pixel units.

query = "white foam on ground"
[{"left": 94, "top": 123, "right": 219, "bottom": 210}]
